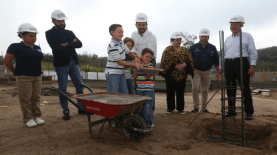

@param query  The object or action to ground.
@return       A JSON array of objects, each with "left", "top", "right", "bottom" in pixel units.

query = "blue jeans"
[
  {"left": 136, "top": 90, "right": 154, "bottom": 126},
  {"left": 105, "top": 73, "right": 128, "bottom": 94},
  {"left": 55, "top": 59, "right": 85, "bottom": 113},
  {"left": 126, "top": 78, "right": 134, "bottom": 94}
]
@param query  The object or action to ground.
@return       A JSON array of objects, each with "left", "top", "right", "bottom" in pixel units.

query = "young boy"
[
  {"left": 123, "top": 37, "right": 135, "bottom": 94},
  {"left": 105, "top": 24, "right": 141, "bottom": 94},
  {"left": 133, "top": 48, "right": 155, "bottom": 128}
]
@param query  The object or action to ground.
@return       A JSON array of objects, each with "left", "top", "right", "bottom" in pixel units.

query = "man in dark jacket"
[
  {"left": 189, "top": 28, "right": 220, "bottom": 113},
  {"left": 45, "top": 10, "right": 84, "bottom": 120}
]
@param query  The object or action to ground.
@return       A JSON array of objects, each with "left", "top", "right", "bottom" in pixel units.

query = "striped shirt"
[
  {"left": 224, "top": 32, "right": 258, "bottom": 66},
  {"left": 105, "top": 39, "right": 130, "bottom": 74},
  {"left": 131, "top": 29, "right": 157, "bottom": 58},
  {"left": 136, "top": 63, "right": 154, "bottom": 91}
]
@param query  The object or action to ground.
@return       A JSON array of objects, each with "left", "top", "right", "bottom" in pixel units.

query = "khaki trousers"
[
  {"left": 15, "top": 75, "right": 42, "bottom": 123},
  {"left": 191, "top": 69, "right": 212, "bottom": 110}
]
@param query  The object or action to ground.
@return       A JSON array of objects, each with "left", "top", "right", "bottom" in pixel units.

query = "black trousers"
[
  {"left": 165, "top": 79, "right": 186, "bottom": 111},
  {"left": 224, "top": 58, "right": 254, "bottom": 115}
]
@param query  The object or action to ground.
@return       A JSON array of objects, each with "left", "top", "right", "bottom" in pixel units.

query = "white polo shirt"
[{"left": 131, "top": 29, "right": 157, "bottom": 58}]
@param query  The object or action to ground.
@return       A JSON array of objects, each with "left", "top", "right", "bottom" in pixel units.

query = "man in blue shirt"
[
  {"left": 45, "top": 10, "right": 85, "bottom": 120},
  {"left": 221, "top": 15, "right": 258, "bottom": 120},
  {"left": 189, "top": 28, "right": 220, "bottom": 113}
]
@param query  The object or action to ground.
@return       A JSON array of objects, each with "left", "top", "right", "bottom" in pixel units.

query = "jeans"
[
  {"left": 105, "top": 73, "right": 128, "bottom": 94},
  {"left": 136, "top": 90, "right": 154, "bottom": 126},
  {"left": 55, "top": 59, "right": 84, "bottom": 113},
  {"left": 126, "top": 78, "right": 134, "bottom": 94}
]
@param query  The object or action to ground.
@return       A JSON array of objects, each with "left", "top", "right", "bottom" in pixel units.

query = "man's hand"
[
  {"left": 248, "top": 66, "right": 255, "bottom": 78},
  {"left": 73, "top": 38, "right": 77, "bottom": 42},
  {"left": 61, "top": 43, "right": 67, "bottom": 46}
]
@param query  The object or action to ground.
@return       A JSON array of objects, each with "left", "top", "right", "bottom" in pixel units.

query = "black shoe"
[
  {"left": 225, "top": 112, "right": 237, "bottom": 117},
  {"left": 191, "top": 108, "right": 199, "bottom": 113},
  {"left": 203, "top": 109, "right": 210, "bottom": 113},
  {"left": 63, "top": 111, "right": 70, "bottom": 120},
  {"left": 78, "top": 110, "right": 86, "bottom": 115},
  {"left": 245, "top": 114, "right": 253, "bottom": 120}
]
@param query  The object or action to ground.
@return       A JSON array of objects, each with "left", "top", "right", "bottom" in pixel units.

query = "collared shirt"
[
  {"left": 224, "top": 32, "right": 258, "bottom": 66},
  {"left": 105, "top": 39, "right": 130, "bottom": 74},
  {"left": 131, "top": 29, "right": 157, "bottom": 58},
  {"left": 189, "top": 42, "right": 219, "bottom": 71},
  {"left": 136, "top": 63, "right": 154, "bottom": 91},
  {"left": 7, "top": 42, "right": 43, "bottom": 76},
  {"left": 45, "top": 26, "right": 82, "bottom": 67}
]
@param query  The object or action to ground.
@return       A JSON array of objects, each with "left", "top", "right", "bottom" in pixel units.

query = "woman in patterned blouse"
[{"left": 159, "top": 32, "right": 194, "bottom": 115}]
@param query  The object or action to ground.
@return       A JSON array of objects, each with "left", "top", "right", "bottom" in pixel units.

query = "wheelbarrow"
[{"left": 45, "top": 84, "right": 153, "bottom": 142}]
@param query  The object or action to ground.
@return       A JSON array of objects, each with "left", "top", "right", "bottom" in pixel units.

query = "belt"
[
  {"left": 195, "top": 67, "right": 211, "bottom": 71},
  {"left": 225, "top": 57, "right": 247, "bottom": 61}
]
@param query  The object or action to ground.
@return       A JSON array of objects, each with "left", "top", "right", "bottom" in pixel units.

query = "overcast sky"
[{"left": 1, "top": 0, "right": 277, "bottom": 63}]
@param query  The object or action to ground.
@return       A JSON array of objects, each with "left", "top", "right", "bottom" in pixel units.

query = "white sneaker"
[
  {"left": 179, "top": 110, "right": 186, "bottom": 115},
  {"left": 26, "top": 119, "right": 37, "bottom": 128},
  {"left": 35, "top": 117, "right": 45, "bottom": 125}
]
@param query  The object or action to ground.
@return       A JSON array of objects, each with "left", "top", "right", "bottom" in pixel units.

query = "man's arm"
[
  {"left": 67, "top": 31, "right": 82, "bottom": 48},
  {"left": 45, "top": 31, "right": 73, "bottom": 52},
  {"left": 247, "top": 34, "right": 258, "bottom": 78},
  {"left": 146, "top": 35, "right": 157, "bottom": 59}
]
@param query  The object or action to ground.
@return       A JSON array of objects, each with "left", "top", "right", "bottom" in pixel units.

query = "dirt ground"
[{"left": 0, "top": 83, "right": 277, "bottom": 155}]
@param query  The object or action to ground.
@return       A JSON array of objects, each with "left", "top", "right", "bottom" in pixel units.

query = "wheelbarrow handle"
[
  {"left": 80, "top": 83, "right": 93, "bottom": 93},
  {"left": 44, "top": 87, "right": 82, "bottom": 110}
]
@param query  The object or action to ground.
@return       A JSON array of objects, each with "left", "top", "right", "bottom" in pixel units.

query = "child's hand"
[
  {"left": 133, "top": 70, "right": 138, "bottom": 78},
  {"left": 143, "top": 73, "right": 151, "bottom": 79},
  {"left": 134, "top": 62, "right": 141, "bottom": 70}
]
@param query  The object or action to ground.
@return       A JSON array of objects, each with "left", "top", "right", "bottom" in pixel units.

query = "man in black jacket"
[{"left": 45, "top": 10, "right": 85, "bottom": 120}]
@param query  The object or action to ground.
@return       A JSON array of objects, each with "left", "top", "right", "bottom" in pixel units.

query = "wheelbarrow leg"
[
  {"left": 87, "top": 114, "right": 93, "bottom": 137},
  {"left": 98, "top": 118, "right": 108, "bottom": 137}
]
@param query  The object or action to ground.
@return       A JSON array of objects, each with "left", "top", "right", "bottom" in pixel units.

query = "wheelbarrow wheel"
[{"left": 120, "top": 114, "right": 146, "bottom": 142}]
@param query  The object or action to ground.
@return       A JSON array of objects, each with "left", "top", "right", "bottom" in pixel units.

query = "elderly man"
[
  {"left": 189, "top": 28, "right": 220, "bottom": 113},
  {"left": 221, "top": 15, "right": 258, "bottom": 120},
  {"left": 45, "top": 10, "right": 85, "bottom": 120},
  {"left": 131, "top": 12, "right": 157, "bottom": 110}
]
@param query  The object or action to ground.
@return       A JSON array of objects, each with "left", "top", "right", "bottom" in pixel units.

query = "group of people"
[{"left": 3, "top": 9, "right": 257, "bottom": 129}]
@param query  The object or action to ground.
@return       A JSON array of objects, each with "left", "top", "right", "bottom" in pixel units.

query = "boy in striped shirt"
[
  {"left": 105, "top": 24, "right": 141, "bottom": 94},
  {"left": 133, "top": 48, "right": 155, "bottom": 128}
]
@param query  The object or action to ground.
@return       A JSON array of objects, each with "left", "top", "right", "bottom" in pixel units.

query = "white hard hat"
[
  {"left": 199, "top": 28, "right": 210, "bottom": 36},
  {"left": 171, "top": 32, "right": 182, "bottom": 39},
  {"left": 229, "top": 15, "right": 245, "bottom": 24},
  {"left": 135, "top": 13, "right": 148, "bottom": 22},
  {"left": 17, "top": 23, "right": 38, "bottom": 34},
  {"left": 51, "top": 10, "right": 68, "bottom": 20}
]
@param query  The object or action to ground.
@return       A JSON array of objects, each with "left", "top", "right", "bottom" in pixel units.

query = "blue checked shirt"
[{"left": 224, "top": 32, "right": 258, "bottom": 66}]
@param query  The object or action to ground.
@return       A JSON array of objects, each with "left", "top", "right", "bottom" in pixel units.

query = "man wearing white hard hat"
[
  {"left": 189, "top": 28, "right": 220, "bottom": 113},
  {"left": 131, "top": 12, "right": 157, "bottom": 110},
  {"left": 221, "top": 15, "right": 258, "bottom": 120},
  {"left": 45, "top": 10, "right": 85, "bottom": 120}
]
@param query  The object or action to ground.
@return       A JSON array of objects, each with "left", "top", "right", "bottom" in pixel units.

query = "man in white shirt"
[
  {"left": 221, "top": 15, "right": 258, "bottom": 120},
  {"left": 131, "top": 12, "right": 157, "bottom": 110},
  {"left": 131, "top": 13, "right": 157, "bottom": 67}
]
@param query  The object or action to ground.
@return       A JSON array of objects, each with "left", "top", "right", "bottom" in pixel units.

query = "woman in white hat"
[
  {"left": 159, "top": 32, "right": 194, "bottom": 115},
  {"left": 3, "top": 23, "right": 45, "bottom": 128}
]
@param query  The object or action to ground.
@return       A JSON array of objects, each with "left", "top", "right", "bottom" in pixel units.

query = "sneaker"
[
  {"left": 203, "top": 109, "right": 210, "bottom": 113},
  {"left": 63, "top": 111, "right": 70, "bottom": 120},
  {"left": 35, "top": 117, "right": 45, "bottom": 125},
  {"left": 165, "top": 110, "right": 173, "bottom": 114},
  {"left": 179, "top": 110, "right": 186, "bottom": 114},
  {"left": 150, "top": 124, "right": 154, "bottom": 128},
  {"left": 191, "top": 108, "right": 199, "bottom": 113},
  {"left": 26, "top": 119, "right": 37, "bottom": 128}
]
